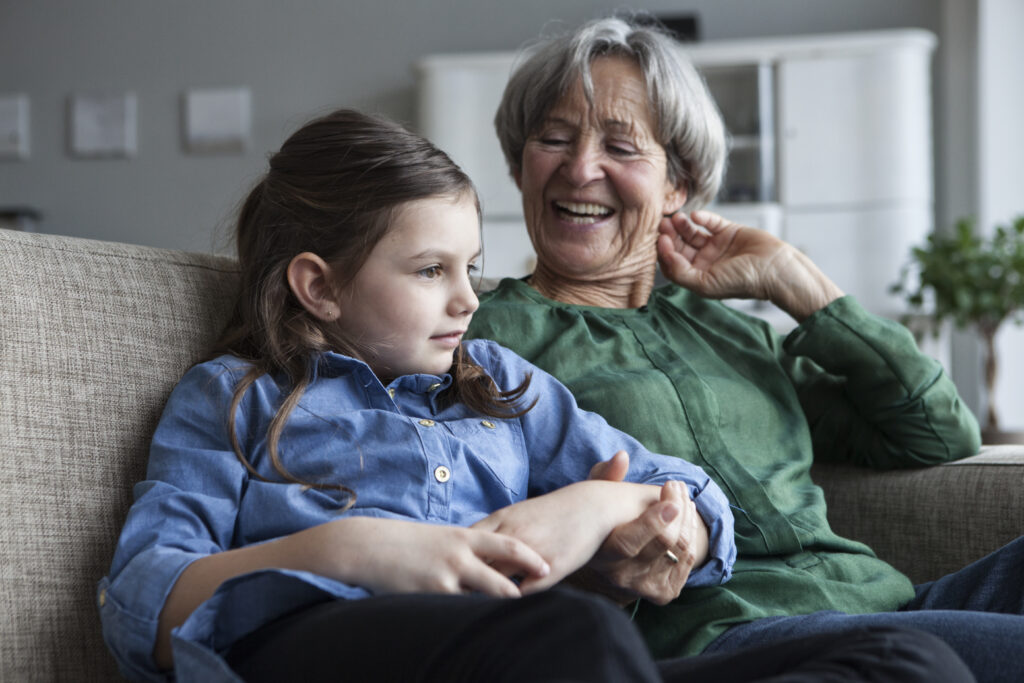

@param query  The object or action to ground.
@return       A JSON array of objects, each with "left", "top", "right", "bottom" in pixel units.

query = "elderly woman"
[{"left": 469, "top": 16, "right": 1024, "bottom": 681}]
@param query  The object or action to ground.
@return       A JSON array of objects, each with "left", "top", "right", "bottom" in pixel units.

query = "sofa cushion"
[
  {"left": 0, "top": 230, "right": 238, "bottom": 681},
  {"left": 812, "top": 445, "right": 1024, "bottom": 584}
]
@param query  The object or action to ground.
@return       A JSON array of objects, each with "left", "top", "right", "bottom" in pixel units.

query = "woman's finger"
[{"left": 654, "top": 481, "right": 687, "bottom": 549}]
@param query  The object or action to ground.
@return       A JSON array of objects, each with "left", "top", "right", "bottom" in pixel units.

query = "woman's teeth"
[{"left": 555, "top": 201, "right": 612, "bottom": 224}]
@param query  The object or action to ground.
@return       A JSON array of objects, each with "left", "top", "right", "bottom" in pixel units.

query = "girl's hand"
[
  {"left": 154, "top": 517, "right": 548, "bottom": 668},
  {"left": 301, "top": 517, "right": 550, "bottom": 598},
  {"left": 471, "top": 480, "right": 660, "bottom": 593},
  {"left": 657, "top": 210, "right": 843, "bottom": 322}
]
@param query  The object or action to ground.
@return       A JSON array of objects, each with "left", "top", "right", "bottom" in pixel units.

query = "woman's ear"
[
  {"left": 287, "top": 252, "right": 341, "bottom": 321},
  {"left": 662, "top": 182, "right": 688, "bottom": 217}
]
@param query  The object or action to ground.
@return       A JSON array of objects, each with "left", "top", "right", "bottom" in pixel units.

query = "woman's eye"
[
  {"left": 467, "top": 262, "right": 481, "bottom": 275},
  {"left": 540, "top": 137, "right": 570, "bottom": 146},
  {"left": 419, "top": 265, "right": 442, "bottom": 279},
  {"left": 607, "top": 143, "right": 636, "bottom": 156}
]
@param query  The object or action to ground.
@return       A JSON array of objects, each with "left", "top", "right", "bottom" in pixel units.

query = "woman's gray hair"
[{"left": 495, "top": 16, "right": 726, "bottom": 210}]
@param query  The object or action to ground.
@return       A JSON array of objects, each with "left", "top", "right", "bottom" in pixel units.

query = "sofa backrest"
[{"left": 0, "top": 229, "right": 239, "bottom": 681}]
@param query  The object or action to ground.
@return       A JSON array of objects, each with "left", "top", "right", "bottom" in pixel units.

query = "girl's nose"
[{"left": 451, "top": 275, "right": 479, "bottom": 317}]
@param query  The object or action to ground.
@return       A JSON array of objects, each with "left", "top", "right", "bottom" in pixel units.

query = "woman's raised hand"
[
  {"left": 657, "top": 210, "right": 786, "bottom": 301},
  {"left": 657, "top": 210, "right": 844, "bottom": 322}
]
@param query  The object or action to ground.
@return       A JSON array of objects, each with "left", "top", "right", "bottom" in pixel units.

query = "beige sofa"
[{"left": 2, "top": 228, "right": 1022, "bottom": 681}]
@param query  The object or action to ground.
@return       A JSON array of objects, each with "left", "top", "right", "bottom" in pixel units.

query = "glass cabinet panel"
[{"left": 700, "top": 63, "right": 776, "bottom": 203}]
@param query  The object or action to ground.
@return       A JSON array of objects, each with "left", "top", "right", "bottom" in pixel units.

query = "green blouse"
[{"left": 468, "top": 277, "right": 981, "bottom": 656}]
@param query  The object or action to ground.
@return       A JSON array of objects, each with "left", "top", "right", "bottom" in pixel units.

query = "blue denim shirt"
[{"left": 98, "top": 339, "right": 735, "bottom": 681}]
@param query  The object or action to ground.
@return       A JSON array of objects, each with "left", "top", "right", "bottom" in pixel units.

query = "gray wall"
[{"left": 1, "top": 0, "right": 941, "bottom": 253}]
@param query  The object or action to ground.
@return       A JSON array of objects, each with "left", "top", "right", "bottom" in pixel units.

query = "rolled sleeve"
[
  {"left": 783, "top": 295, "right": 980, "bottom": 467},
  {"left": 98, "top": 362, "right": 250, "bottom": 678}
]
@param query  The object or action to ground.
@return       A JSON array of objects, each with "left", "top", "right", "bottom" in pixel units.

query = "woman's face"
[{"left": 515, "top": 56, "right": 685, "bottom": 281}]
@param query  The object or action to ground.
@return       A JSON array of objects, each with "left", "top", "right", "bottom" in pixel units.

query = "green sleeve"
[{"left": 781, "top": 296, "right": 981, "bottom": 468}]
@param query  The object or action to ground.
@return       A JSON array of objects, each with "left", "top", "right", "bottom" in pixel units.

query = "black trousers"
[{"left": 226, "top": 588, "right": 974, "bottom": 683}]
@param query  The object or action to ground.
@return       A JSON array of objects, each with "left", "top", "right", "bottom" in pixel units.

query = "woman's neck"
[{"left": 528, "top": 264, "right": 656, "bottom": 309}]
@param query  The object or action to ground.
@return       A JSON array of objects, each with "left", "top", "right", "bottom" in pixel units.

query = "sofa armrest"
[{"left": 811, "top": 445, "right": 1024, "bottom": 584}]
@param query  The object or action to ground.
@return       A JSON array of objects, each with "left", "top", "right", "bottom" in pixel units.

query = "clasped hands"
[
  {"left": 472, "top": 450, "right": 709, "bottom": 606},
  {"left": 341, "top": 453, "right": 708, "bottom": 606}
]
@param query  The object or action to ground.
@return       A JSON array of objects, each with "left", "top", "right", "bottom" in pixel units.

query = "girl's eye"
[
  {"left": 467, "top": 263, "right": 480, "bottom": 275},
  {"left": 419, "top": 265, "right": 442, "bottom": 279}
]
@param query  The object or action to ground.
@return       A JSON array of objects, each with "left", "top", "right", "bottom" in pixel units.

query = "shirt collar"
[{"left": 314, "top": 351, "right": 453, "bottom": 394}]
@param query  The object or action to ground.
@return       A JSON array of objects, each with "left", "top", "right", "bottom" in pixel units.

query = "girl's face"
[{"left": 338, "top": 193, "right": 481, "bottom": 382}]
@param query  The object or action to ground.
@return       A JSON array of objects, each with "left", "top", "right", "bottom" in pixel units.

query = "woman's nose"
[{"left": 560, "top": 142, "right": 604, "bottom": 186}]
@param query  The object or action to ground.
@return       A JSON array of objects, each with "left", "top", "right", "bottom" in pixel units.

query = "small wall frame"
[{"left": 68, "top": 92, "right": 138, "bottom": 159}]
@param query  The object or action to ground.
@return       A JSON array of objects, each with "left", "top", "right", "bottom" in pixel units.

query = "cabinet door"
[
  {"left": 417, "top": 56, "right": 522, "bottom": 218},
  {"left": 778, "top": 50, "right": 932, "bottom": 208},
  {"left": 785, "top": 206, "right": 930, "bottom": 316},
  {"left": 481, "top": 219, "right": 534, "bottom": 279}
]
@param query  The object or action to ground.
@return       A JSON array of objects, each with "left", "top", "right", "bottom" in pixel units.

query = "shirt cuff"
[
  {"left": 687, "top": 482, "right": 736, "bottom": 586},
  {"left": 98, "top": 550, "right": 198, "bottom": 681}
]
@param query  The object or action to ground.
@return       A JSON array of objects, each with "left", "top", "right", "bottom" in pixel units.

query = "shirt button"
[
  {"left": 419, "top": 419, "right": 435, "bottom": 427},
  {"left": 481, "top": 420, "right": 496, "bottom": 429},
  {"left": 388, "top": 388, "right": 396, "bottom": 399},
  {"left": 98, "top": 589, "right": 107, "bottom": 607},
  {"left": 434, "top": 465, "right": 451, "bottom": 483},
  {"left": 428, "top": 382, "right": 442, "bottom": 392}
]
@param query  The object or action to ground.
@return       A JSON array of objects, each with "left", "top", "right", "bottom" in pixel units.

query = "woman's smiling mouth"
[{"left": 554, "top": 201, "right": 614, "bottom": 225}]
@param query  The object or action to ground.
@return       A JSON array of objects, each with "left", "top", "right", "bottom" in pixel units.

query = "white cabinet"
[
  {"left": 416, "top": 54, "right": 535, "bottom": 279},
  {"left": 417, "top": 54, "right": 523, "bottom": 219},
  {"left": 778, "top": 51, "right": 933, "bottom": 208},
  {"left": 416, "top": 30, "right": 936, "bottom": 314}
]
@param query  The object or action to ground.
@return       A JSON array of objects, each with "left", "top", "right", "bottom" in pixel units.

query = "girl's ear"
[{"left": 287, "top": 252, "right": 341, "bottom": 321}]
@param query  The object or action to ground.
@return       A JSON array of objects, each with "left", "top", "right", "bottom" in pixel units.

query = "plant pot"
[{"left": 980, "top": 428, "right": 1024, "bottom": 445}]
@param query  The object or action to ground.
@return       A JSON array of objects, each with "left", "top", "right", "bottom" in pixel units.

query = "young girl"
[{"left": 98, "top": 109, "right": 972, "bottom": 683}]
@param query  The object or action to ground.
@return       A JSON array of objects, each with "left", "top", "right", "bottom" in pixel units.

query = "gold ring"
[{"left": 665, "top": 549, "right": 680, "bottom": 564}]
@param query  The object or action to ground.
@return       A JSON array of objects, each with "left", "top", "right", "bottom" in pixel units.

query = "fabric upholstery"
[
  {"left": 0, "top": 229, "right": 238, "bottom": 681},
  {"left": 0, "top": 228, "right": 1021, "bottom": 680},
  {"left": 811, "top": 445, "right": 1024, "bottom": 584}
]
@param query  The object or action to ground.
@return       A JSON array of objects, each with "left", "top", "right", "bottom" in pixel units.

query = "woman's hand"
[
  {"left": 578, "top": 451, "right": 709, "bottom": 605},
  {"left": 657, "top": 210, "right": 844, "bottom": 322},
  {"left": 471, "top": 479, "right": 660, "bottom": 593}
]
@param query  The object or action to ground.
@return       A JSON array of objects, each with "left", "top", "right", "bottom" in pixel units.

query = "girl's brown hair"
[{"left": 212, "top": 109, "right": 533, "bottom": 495}]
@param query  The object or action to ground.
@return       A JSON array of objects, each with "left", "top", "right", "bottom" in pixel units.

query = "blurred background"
[{"left": 1, "top": 0, "right": 1021, "bottom": 430}]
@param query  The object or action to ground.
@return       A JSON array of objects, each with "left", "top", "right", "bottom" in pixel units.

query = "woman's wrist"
[{"left": 764, "top": 245, "right": 844, "bottom": 322}]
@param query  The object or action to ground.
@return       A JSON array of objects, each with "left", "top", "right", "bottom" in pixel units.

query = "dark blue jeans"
[
  {"left": 226, "top": 586, "right": 973, "bottom": 682},
  {"left": 705, "top": 535, "right": 1024, "bottom": 682}
]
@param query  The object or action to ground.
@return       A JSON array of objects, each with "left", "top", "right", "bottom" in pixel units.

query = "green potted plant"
[{"left": 891, "top": 215, "right": 1024, "bottom": 443}]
